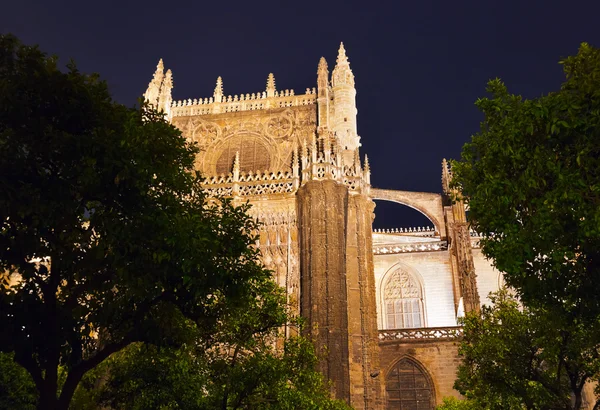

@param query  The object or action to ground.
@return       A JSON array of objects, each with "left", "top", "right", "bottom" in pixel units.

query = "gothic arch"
[
  {"left": 378, "top": 263, "right": 427, "bottom": 329},
  {"left": 202, "top": 131, "right": 279, "bottom": 175},
  {"left": 384, "top": 356, "right": 436, "bottom": 410},
  {"left": 370, "top": 188, "right": 446, "bottom": 239}
]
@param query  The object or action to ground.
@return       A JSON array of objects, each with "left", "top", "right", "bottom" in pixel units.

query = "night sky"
[{"left": 2, "top": 0, "right": 599, "bottom": 228}]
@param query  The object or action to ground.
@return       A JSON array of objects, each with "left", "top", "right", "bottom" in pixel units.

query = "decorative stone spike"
[
  {"left": 233, "top": 151, "right": 240, "bottom": 174},
  {"left": 157, "top": 69, "right": 173, "bottom": 115},
  {"left": 337, "top": 42, "right": 348, "bottom": 65},
  {"left": 266, "top": 73, "right": 276, "bottom": 98},
  {"left": 292, "top": 144, "right": 299, "bottom": 176},
  {"left": 144, "top": 59, "right": 165, "bottom": 107},
  {"left": 442, "top": 158, "right": 451, "bottom": 193},
  {"left": 353, "top": 150, "right": 360, "bottom": 172},
  {"left": 318, "top": 57, "right": 328, "bottom": 75},
  {"left": 214, "top": 76, "right": 223, "bottom": 102}
]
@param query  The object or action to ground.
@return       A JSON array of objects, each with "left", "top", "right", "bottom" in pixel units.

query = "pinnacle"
[
  {"left": 317, "top": 57, "right": 328, "bottom": 76},
  {"left": 266, "top": 73, "right": 276, "bottom": 97},
  {"left": 215, "top": 76, "right": 223, "bottom": 96},
  {"left": 156, "top": 58, "right": 164, "bottom": 71},
  {"left": 266, "top": 73, "right": 276, "bottom": 89},
  {"left": 337, "top": 42, "right": 349, "bottom": 65}
]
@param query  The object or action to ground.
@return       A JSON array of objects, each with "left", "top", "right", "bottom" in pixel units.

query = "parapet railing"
[
  {"left": 373, "top": 241, "right": 447, "bottom": 255},
  {"left": 378, "top": 326, "right": 463, "bottom": 343},
  {"left": 373, "top": 227, "right": 436, "bottom": 237},
  {"left": 201, "top": 169, "right": 297, "bottom": 198},
  {"left": 171, "top": 89, "right": 317, "bottom": 117}
]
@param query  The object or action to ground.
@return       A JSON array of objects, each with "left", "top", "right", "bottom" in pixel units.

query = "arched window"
[
  {"left": 215, "top": 134, "right": 271, "bottom": 174},
  {"left": 384, "top": 268, "right": 424, "bottom": 329},
  {"left": 386, "top": 358, "right": 435, "bottom": 410}
]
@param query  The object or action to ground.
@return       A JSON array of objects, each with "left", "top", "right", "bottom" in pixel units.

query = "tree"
[
  {"left": 0, "top": 34, "right": 274, "bottom": 410},
  {"left": 73, "top": 278, "right": 350, "bottom": 410},
  {"left": 454, "top": 290, "right": 600, "bottom": 409},
  {"left": 435, "top": 397, "right": 479, "bottom": 410},
  {"left": 81, "top": 337, "right": 350, "bottom": 410},
  {"left": 0, "top": 352, "right": 37, "bottom": 409},
  {"left": 452, "top": 43, "right": 600, "bottom": 315},
  {"left": 452, "top": 43, "right": 600, "bottom": 409}
]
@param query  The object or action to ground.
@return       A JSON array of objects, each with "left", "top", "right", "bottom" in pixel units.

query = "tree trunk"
[
  {"left": 37, "top": 385, "right": 59, "bottom": 410},
  {"left": 573, "top": 390, "right": 582, "bottom": 410}
]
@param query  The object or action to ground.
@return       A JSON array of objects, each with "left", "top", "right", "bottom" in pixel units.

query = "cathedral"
[{"left": 143, "top": 44, "right": 501, "bottom": 410}]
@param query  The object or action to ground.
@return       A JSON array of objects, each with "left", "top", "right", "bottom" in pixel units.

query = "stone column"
[
  {"left": 450, "top": 221, "right": 481, "bottom": 314},
  {"left": 345, "top": 193, "right": 384, "bottom": 409},
  {"left": 297, "top": 179, "right": 351, "bottom": 401}
]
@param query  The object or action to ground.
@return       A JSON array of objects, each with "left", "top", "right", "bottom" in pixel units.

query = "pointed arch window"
[
  {"left": 384, "top": 269, "right": 424, "bottom": 329},
  {"left": 386, "top": 358, "right": 435, "bottom": 409}
]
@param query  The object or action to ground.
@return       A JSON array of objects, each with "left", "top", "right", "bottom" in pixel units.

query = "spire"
[
  {"left": 353, "top": 149, "right": 361, "bottom": 172},
  {"left": 144, "top": 59, "right": 165, "bottom": 106},
  {"left": 317, "top": 57, "right": 330, "bottom": 129},
  {"left": 442, "top": 158, "right": 451, "bottom": 194},
  {"left": 292, "top": 144, "right": 299, "bottom": 178},
  {"left": 336, "top": 42, "right": 349, "bottom": 66},
  {"left": 157, "top": 69, "right": 173, "bottom": 115},
  {"left": 364, "top": 154, "right": 371, "bottom": 185},
  {"left": 318, "top": 57, "right": 328, "bottom": 75},
  {"left": 233, "top": 151, "right": 240, "bottom": 176},
  {"left": 332, "top": 42, "right": 354, "bottom": 87},
  {"left": 214, "top": 76, "right": 223, "bottom": 102},
  {"left": 266, "top": 73, "right": 276, "bottom": 98},
  {"left": 317, "top": 57, "right": 329, "bottom": 90}
]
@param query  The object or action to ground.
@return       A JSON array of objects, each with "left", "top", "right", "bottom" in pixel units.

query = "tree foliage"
[
  {"left": 455, "top": 290, "right": 600, "bottom": 409},
  {"left": 453, "top": 43, "right": 600, "bottom": 314},
  {"left": 452, "top": 43, "right": 600, "bottom": 409},
  {"left": 0, "top": 352, "right": 37, "bottom": 410},
  {"left": 0, "top": 33, "right": 289, "bottom": 410},
  {"left": 435, "top": 396, "right": 479, "bottom": 410},
  {"left": 73, "top": 277, "right": 350, "bottom": 410}
]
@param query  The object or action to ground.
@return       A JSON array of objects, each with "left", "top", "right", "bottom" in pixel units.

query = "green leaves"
[
  {"left": 452, "top": 43, "right": 600, "bottom": 409},
  {"left": 0, "top": 34, "right": 286, "bottom": 410}
]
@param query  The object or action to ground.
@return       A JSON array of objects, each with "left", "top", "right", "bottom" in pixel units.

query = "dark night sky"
[{"left": 2, "top": 0, "right": 599, "bottom": 228}]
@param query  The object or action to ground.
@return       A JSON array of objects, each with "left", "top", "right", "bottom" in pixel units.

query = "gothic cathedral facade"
[{"left": 143, "top": 44, "right": 502, "bottom": 410}]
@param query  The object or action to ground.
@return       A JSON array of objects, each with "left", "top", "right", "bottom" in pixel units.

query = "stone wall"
[
  {"left": 472, "top": 249, "right": 501, "bottom": 307},
  {"left": 379, "top": 340, "right": 462, "bottom": 406},
  {"left": 374, "top": 251, "right": 458, "bottom": 329}
]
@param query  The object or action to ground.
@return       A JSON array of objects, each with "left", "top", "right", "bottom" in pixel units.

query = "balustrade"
[{"left": 378, "top": 326, "right": 463, "bottom": 343}]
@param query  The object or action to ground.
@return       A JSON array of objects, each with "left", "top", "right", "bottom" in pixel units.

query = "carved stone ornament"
[{"left": 384, "top": 269, "right": 421, "bottom": 300}]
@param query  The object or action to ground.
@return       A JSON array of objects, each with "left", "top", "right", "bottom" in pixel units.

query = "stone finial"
[
  {"left": 353, "top": 149, "right": 360, "bottom": 171},
  {"left": 157, "top": 69, "right": 173, "bottom": 115},
  {"left": 364, "top": 154, "right": 370, "bottom": 172},
  {"left": 292, "top": 145, "right": 299, "bottom": 178},
  {"left": 214, "top": 76, "right": 223, "bottom": 102},
  {"left": 336, "top": 42, "right": 349, "bottom": 66},
  {"left": 442, "top": 158, "right": 451, "bottom": 193},
  {"left": 266, "top": 73, "right": 276, "bottom": 98},
  {"left": 144, "top": 58, "right": 165, "bottom": 106},
  {"left": 332, "top": 42, "right": 355, "bottom": 87},
  {"left": 156, "top": 58, "right": 164, "bottom": 72},
  {"left": 318, "top": 57, "right": 328, "bottom": 75},
  {"left": 311, "top": 132, "right": 317, "bottom": 162},
  {"left": 233, "top": 151, "right": 240, "bottom": 176}
]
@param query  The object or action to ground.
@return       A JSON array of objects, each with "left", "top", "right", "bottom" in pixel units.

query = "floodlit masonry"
[{"left": 143, "top": 43, "right": 502, "bottom": 410}]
